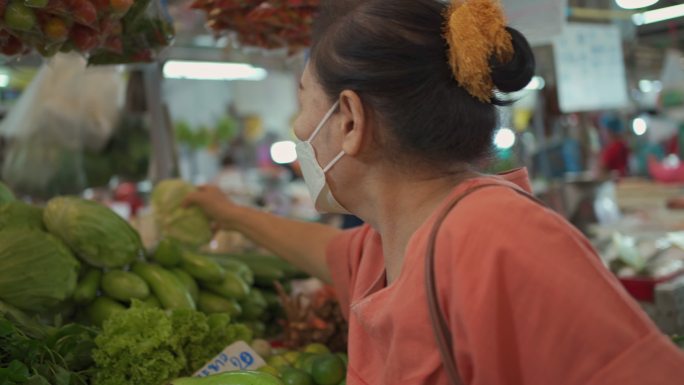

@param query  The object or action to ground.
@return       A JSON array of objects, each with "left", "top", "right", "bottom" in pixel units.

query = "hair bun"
[{"left": 491, "top": 27, "right": 535, "bottom": 93}]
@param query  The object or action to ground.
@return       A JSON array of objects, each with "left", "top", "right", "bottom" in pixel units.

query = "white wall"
[
  {"left": 232, "top": 70, "right": 299, "bottom": 137},
  {"left": 162, "top": 70, "right": 299, "bottom": 183},
  {"left": 164, "top": 78, "right": 234, "bottom": 127}
]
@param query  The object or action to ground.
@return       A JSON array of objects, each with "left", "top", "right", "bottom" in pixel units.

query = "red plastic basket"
[{"left": 619, "top": 269, "right": 684, "bottom": 302}]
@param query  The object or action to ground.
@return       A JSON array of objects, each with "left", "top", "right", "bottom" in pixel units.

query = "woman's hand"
[
  {"left": 185, "top": 185, "right": 339, "bottom": 282},
  {"left": 183, "top": 185, "right": 241, "bottom": 230}
]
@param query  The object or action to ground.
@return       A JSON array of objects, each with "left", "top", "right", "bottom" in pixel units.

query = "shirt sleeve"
[
  {"left": 436, "top": 188, "right": 684, "bottom": 385},
  {"left": 326, "top": 225, "right": 371, "bottom": 320}
]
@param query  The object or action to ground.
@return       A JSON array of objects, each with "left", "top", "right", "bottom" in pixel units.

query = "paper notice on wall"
[
  {"left": 501, "top": 0, "right": 567, "bottom": 46},
  {"left": 553, "top": 23, "right": 629, "bottom": 113}
]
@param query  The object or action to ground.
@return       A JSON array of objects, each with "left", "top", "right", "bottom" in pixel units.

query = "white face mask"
[{"left": 295, "top": 101, "right": 350, "bottom": 214}]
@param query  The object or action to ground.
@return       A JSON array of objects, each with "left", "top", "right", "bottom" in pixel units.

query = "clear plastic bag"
[{"left": 0, "top": 53, "right": 125, "bottom": 198}]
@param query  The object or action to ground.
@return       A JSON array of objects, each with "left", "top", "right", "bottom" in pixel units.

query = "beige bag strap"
[{"left": 425, "top": 182, "right": 545, "bottom": 384}]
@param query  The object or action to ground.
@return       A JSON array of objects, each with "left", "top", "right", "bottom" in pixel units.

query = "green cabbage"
[
  {"left": 43, "top": 197, "right": 142, "bottom": 268},
  {"left": 0, "top": 202, "right": 45, "bottom": 231},
  {"left": 0, "top": 229, "right": 80, "bottom": 312},
  {"left": 152, "top": 180, "right": 212, "bottom": 248},
  {"left": 0, "top": 181, "right": 15, "bottom": 203}
]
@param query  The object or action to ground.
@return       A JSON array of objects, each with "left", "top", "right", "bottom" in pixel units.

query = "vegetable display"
[{"left": 0, "top": 184, "right": 349, "bottom": 385}]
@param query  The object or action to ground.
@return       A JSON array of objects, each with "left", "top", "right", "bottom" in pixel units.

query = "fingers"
[
  {"left": 182, "top": 192, "right": 198, "bottom": 208},
  {"left": 182, "top": 185, "right": 223, "bottom": 208}
]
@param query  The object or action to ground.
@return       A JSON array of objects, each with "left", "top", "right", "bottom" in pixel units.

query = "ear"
[{"left": 337, "top": 90, "right": 367, "bottom": 156}]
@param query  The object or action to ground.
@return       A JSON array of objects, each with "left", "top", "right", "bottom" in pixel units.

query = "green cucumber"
[
  {"left": 197, "top": 291, "right": 242, "bottom": 317},
  {"left": 207, "top": 312, "right": 231, "bottom": 330},
  {"left": 72, "top": 269, "right": 102, "bottom": 304},
  {"left": 171, "top": 268, "right": 199, "bottom": 302},
  {"left": 143, "top": 296, "right": 162, "bottom": 308},
  {"left": 132, "top": 262, "right": 195, "bottom": 310},
  {"left": 181, "top": 251, "right": 226, "bottom": 284},
  {"left": 101, "top": 270, "right": 150, "bottom": 302},
  {"left": 169, "top": 371, "right": 283, "bottom": 385},
  {"left": 251, "top": 264, "right": 286, "bottom": 287},
  {"left": 87, "top": 297, "right": 126, "bottom": 327},
  {"left": 211, "top": 254, "right": 287, "bottom": 286},
  {"left": 210, "top": 256, "right": 255, "bottom": 286},
  {"left": 243, "top": 320, "right": 266, "bottom": 339},
  {"left": 228, "top": 253, "right": 303, "bottom": 278},
  {"left": 152, "top": 238, "right": 183, "bottom": 267},
  {"left": 205, "top": 270, "right": 250, "bottom": 300},
  {"left": 261, "top": 290, "right": 280, "bottom": 309},
  {"left": 240, "top": 288, "right": 268, "bottom": 321}
]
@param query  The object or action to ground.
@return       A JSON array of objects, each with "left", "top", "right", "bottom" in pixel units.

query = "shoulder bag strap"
[{"left": 425, "top": 182, "right": 545, "bottom": 384}]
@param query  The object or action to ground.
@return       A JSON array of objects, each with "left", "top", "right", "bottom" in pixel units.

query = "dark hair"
[{"left": 310, "top": 0, "right": 535, "bottom": 167}]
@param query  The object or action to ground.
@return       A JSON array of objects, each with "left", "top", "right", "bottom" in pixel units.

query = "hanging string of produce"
[
  {"left": 189, "top": 0, "right": 319, "bottom": 52},
  {"left": 0, "top": 0, "right": 175, "bottom": 63}
]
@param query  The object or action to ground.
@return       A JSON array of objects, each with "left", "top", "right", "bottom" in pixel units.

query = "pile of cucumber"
[{"left": 71, "top": 238, "right": 305, "bottom": 332}]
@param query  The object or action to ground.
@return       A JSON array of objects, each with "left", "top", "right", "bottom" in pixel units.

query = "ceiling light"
[
  {"left": 638, "top": 80, "right": 663, "bottom": 93},
  {"left": 0, "top": 74, "right": 9, "bottom": 88},
  {"left": 494, "top": 128, "right": 516, "bottom": 150},
  {"left": 632, "top": 117, "right": 648, "bottom": 136},
  {"left": 633, "top": 3, "right": 684, "bottom": 25},
  {"left": 163, "top": 61, "right": 268, "bottom": 81},
  {"left": 270, "top": 141, "right": 297, "bottom": 164},
  {"left": 615, "top": 0, "right": 658, "bottom": 10}
]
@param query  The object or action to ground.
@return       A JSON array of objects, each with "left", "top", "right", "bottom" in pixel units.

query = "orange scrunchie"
[{"left": 444, "top": 0, "right": 514, "bottom": 103}]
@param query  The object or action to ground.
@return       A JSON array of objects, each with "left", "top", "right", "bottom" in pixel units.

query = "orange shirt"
[{"left": 326, "top": 169, "right": 684, "bottom": 385}]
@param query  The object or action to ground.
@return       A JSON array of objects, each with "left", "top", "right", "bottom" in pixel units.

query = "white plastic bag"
[{"left": 0, "top": 53, "right": 126, "bottom": 198}]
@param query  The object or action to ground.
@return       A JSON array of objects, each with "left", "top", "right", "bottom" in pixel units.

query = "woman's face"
[{"left": 293, "top": 63, "right": 342, "bottom": 167}]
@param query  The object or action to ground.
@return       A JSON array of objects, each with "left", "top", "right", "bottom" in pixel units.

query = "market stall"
[{"left": 1, "top": 0, "right": 684, "bottom": 383}]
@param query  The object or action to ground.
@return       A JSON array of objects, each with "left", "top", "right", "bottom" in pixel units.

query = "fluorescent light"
[
  {"left": 615, "top": 0, "right": 658, "bottom": 10},
  {"left": 163, "top": 61, "right": 268, "bottom": 81},
  {"left": 494, "top": 128, "right": 516, "bottom": 150},
  {"left": 638, "top": 79, "right": 662, "bottom": 93},
  {"left": 525, "top": 76, "right": 546, "bottom": 91},
  {"left": 632, "top": 117, "right": 648, "bottom": 136},
  {"left": 270, "top": 141, "right": 297, "bottom": 164},
  {"left": 0, "top": 74, "right": 10, "bottom": 88},
  {"left": 633, "top": 3, "right": 684, "bottom": 25}
]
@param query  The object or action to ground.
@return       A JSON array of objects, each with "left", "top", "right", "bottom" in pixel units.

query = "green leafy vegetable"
[
  {"left": 0, "top": 314, "right": 97, "bottom": 385},
  {"left": 0, "top": 229, "right": 80, "bottom": 312},
  {"left": 0, "top": 202, "right": 44, "bottom": 232},
  {"left": 93, "top": 302, "right": 252, "bottom": 385},
  {"left": 152, "top": 180, "right": 212, "bottom": 248},
  {"left": 43, "top": 197, "right": 143, "bottom": 268}
]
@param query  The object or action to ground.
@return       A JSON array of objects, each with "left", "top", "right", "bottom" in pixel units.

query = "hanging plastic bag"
[{"left": 0, "top": 53, "right": 125, "bottom": 198}]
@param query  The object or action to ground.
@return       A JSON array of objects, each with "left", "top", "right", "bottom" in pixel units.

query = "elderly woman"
[{"left": 186, "top": 0, "right": 684, "bottom": 384}]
